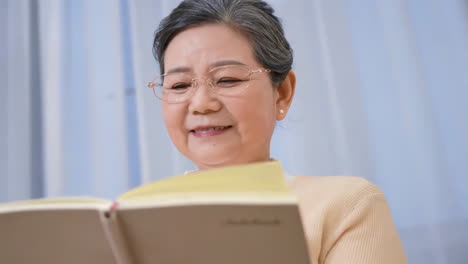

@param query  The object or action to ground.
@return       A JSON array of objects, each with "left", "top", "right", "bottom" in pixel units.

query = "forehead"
[{"left": 164, "top": 23, "right": 259, "bottom": 72}]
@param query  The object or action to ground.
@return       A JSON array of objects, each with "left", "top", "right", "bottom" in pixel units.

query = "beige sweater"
[{"left": 289, "top": 175, "right": 407, "bottom": 264}]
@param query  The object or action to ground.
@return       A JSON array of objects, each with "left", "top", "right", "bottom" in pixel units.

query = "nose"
[
  {"left": 193, "top": 78, "right": 215, "bottom": 91},
  {"left": 188, "top": 78, "right": 222, "bottom": 115}
]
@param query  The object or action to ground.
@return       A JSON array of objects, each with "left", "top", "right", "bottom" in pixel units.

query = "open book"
[{"left": 0, "top": 161, "right": 311, "bottom": 264}]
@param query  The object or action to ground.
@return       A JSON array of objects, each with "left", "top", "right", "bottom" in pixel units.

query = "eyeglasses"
[{"left": 147, "top": 65, "right": 271, "bottom": 103}]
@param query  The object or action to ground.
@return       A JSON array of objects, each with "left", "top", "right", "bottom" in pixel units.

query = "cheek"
[
  {"left": 162, "top": 105, "right": 186, "bottom": 143},
  {"left": 234, "top": 89, "right": 277, "bottom": 140}
]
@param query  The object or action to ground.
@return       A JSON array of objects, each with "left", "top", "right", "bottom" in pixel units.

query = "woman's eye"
[
  {"left": 217, "top": 78, "right": 243, "bottom": 86},
  {"left": 170, "top": 83, "right": 191, "bottom": 90}
]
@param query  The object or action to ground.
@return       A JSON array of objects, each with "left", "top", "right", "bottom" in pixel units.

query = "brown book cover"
[{"left": 0, "top": 161, "right": 311, "bottom": 264}]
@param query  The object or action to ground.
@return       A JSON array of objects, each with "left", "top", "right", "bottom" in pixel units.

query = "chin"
[
  {"left": 191, "top": 154, "right": 239, "bottom": 169},
  {"left": 190, "top": 152, "right": 270, "bottom": 170},
  {"left": 187, "top": 148, "right": 249, "bottom": 169},
  {"left": 182, "top": 141, "right": 269, "bottom": 169},
  {"left": 184, "top": 141, "right": 240, "bottom": 166}
]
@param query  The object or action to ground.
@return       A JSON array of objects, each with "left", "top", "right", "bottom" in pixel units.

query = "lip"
[{"left": 189, "top": 125, "right": 233, "bottom": 137}]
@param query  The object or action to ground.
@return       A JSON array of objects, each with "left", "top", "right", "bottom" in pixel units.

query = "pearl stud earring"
[{"left": 279, "top": 109, "right": 285, "bottom": 114}]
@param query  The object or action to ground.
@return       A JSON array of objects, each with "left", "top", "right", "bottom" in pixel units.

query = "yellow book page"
[
  {"left": 0, "top": 197, "right": 111, "bottom": 213},
  {"left": 1, "top": 197, "right": 110, "bottom": 206},
  {"left": 118, "top": 161, "right": 291, "bottom": 202}
]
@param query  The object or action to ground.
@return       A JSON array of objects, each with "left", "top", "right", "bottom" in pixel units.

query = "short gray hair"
[{"left": 153, "top": 0, "right": 293, "bottom": 87}]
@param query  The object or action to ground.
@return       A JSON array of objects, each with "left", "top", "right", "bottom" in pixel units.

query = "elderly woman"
[{"left": 148, "top": 0, "right": 407, "bottom": 263}]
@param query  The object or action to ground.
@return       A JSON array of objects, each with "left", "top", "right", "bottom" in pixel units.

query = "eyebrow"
[
  {"left": 165, "top": 60, "right": 247, "bottom": 74},
  {"left": 211, "top": 60, "right": 247, "bottom": 68}
]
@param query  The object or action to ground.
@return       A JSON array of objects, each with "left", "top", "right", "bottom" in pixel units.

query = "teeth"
[{"left": 195, "top": 126, "right": 227, "bottom": 132}]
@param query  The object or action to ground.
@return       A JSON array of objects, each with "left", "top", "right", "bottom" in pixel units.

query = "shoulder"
[
  {"left": 288, "top": 176, "right": 406, "bottom": 263},
  {"left": 288, "top": 175, "right": 385, "bottom": 226},
  {"left": 288, "top": 175, "right": 383, "bottom": 211},
  {"left": 288, "top": 175, "right": 377, "bottom": 192}
]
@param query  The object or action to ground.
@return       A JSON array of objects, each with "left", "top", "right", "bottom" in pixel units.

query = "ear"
[{"left": 275, "top": 71, "right": 296, "bottom": 120}]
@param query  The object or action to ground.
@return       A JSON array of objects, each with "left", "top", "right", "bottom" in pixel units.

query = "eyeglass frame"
[{"left": 147, "top": 64, "right": 271, "bottom": 103}]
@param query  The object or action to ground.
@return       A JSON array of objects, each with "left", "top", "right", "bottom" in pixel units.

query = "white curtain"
[{"left": 2, "top": 0, "right": 468, "bottom": 263}]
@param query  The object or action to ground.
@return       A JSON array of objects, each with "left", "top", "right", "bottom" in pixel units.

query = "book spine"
[{"left": 101, "top": 201, "right": 135, "bottom": 264}]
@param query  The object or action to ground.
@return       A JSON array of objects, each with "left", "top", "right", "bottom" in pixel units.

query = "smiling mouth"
[{"left": 190, "top": 126, "right": 233, "bottom": 137}]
